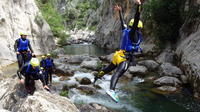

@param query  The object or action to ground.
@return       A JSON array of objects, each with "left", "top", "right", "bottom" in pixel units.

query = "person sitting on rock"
[
  {"left": 94, "top": 0, "right": 143, "bottom": 102},
  {"left": 14, "top": 32, "right": 35, "bottom": 69},
  {"left": 18, "top": 58, "right": 49, "bottom": 95},
  {"left": 45, "top": 54, "right": 55, "bottom": 85}
]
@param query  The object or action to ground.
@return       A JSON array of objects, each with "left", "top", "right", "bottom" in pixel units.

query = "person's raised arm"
[
  {"left": 129, "top": 0, "right": 142, "bottom": 41},
  {"left": 115, "top": 5, "right": 126, "bottom": 30}
]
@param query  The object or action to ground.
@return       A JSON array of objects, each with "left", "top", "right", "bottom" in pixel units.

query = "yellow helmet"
[
  {"left": 42, "top": 55, "right": 46, "bottom": 58},
  {"left": 30, "top": 58, "right": 40, "bottom": 67},
  {"left": 20, "top": 32, "right": 28, "bottom": 36},
  {"left": 47, "top": 53, "right": 51, "bottom": 56},
  {"left": 128, "top": 19, "right": 143, "bottom": 28}
]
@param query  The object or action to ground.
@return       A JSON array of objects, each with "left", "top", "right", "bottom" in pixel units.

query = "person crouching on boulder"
[
  {"left": 45, "top": 54, "right": 55, "bottom": 86},
  {"left": 18, "top": 58, "right": 49, "bottom": 95},
  {"left": 94, "top": 0, "right": 143, "bottom": 102}
]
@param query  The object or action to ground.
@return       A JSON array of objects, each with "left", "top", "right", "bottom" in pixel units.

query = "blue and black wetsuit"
[
  {"left": 98, "top": 4, "right": 143, "bottom": 90},
  {"left": 18, "top": 64, "right": 46, "bottom": 94},
  {"left": 45, "top": 58, "right": 55, "bottom": 84},
  {"left": 14, "top": 38, "right": 34, "bottom": 68}
]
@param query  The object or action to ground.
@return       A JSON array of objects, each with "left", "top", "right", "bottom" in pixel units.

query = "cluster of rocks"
[
  {"left": 54, "top": 54, "right": 102, "bottom": 76},
  {"left": 66, "top": 29, "right": 95, "bottom": 44}
]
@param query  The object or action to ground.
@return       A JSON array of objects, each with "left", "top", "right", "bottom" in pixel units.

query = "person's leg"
[
  {"left": 102, "top": 63, "right": 117, "bottom": 74},
  {"left": 49, "top": 69, "right": 53, "bottom": 85},
  {"left": 45, "top": 71, "right": 49, "bottom": 85},
  {"left": 97, "top": 63, "right": 117, "bottom": 78},
  {"left": 17, "top": 54, "right": 23, "bottom": 69},
  {"left": 110, "top": 61, "right": 129, "bottom": 90}
]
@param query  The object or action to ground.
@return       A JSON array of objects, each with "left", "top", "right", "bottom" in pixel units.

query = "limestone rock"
[
  {"left": 154, "top": 76, "right": 182, "bottom": 87},
  {"left": 128, "top": 65, "right": 148, "bottom": 76},
  {"left": 157, "top": 86, "right": 178, "bottom": 92},
  {"left": 0, "top": 78, "right": 79, "bottom": 112},
  {"left": 159, "top": 63, "right": 183, "bottom": 77},
  {"left": 138, "top": 60, "right": 159, "bottom": 71},
  {"left": 80, "top": 58, "right": 101, "bottom": 71},
  {"left": 79, "top": 103, "right": 113, "bottom": 112}
]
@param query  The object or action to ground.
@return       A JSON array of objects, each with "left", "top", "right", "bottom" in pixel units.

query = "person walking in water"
[
  {"left": 94, "top": 0, "right": 143, "bottom": 102},
  {"left": 14, "top": 32, "right": 35, "bottom": 69}
]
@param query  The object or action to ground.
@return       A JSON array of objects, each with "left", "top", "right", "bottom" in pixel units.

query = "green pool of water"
[{"left": 63, "top": 44, "right": 113, "bottom": 56}]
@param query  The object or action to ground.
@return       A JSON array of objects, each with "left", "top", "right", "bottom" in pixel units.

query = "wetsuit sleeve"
[
  {"left": 39, "top": 71, "right": 47, "bottom": 86},
  {"left": 119, "top": 10, "right": 126, "bottom": 30},
  {"left": 129, "top": 5, "right": 141, "bottom": 43},
  {"left": 14, "top": 39, "right": 19, "bottom": 52},
  {"left": 28, "top": 40, "right": 34, "bottom": 53}
]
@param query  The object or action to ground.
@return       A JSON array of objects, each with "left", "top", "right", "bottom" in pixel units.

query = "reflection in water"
[{"left": 63, "top": 44, "right": 114, "bottom": 56}]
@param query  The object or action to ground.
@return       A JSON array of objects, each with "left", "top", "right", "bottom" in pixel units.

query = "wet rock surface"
[
  {"left": 79, "top": 103, "right": 113, "bottom": 112},
  {"left": 128, "top": 65, "right": 148, "bottom": 76},
  {"left": 138, "top": 60, "right": 159, "bottom": 71},
  {"left": 154, "top": 76, "right": 182, "bottom": 87}
]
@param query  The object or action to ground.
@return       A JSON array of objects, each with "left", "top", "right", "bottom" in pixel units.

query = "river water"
[
  {"left": 62, "top": 44, "right": 200, "bottom": 112},
  {"left": 1, "top": 44, "right": 200, "bottom": 112}
]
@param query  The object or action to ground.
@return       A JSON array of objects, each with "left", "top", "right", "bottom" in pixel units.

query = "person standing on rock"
[
  {"left": 40, "top": 55, "right": 48, "bottom": 85},
  {"left": 45, "top": 54, "right": 55, "bottom": 86},
  {"left": 94, "top": 0, "right": 143, "bottom": 102},
  {"left": 18, "top": 58, "right": 49, "bottom": 95},
  {"left": 14, "top": 32, "right": 35, "bottom": 69},
  {"left": 40, "top": 55, "right": 46, "bottom": 68}
]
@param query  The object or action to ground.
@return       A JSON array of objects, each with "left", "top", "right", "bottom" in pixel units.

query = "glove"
[{"left": 95, "top": 71, "right": 105, "bottom": 79}]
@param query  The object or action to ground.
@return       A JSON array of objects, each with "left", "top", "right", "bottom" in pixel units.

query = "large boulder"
[
  {"left": 156, "top": 48, "right": 175, "bottom": 64},
  {"left": 0, "top": 78, "right": 79, "bottom": 112},
  {"left": 55, "top": 64, "right": 75, "bottom": 76},
  {"left": 80, "top": 58, "right": 102, "bottom": 71},
  {"left": 153, "top": 76, "right": 182, "bottom": 87},
  {"left": 128, "top": 65, "right": 148, "bottom": 76},
  {"left": 79, "top": 77, "right": 92, "bottom": 85},
  {"left": 79, "top": 103, "right": 113, "bottom": 112},
  {"left": 138, "top": 60, "right": 159, "bottom": 71},
  {"left": 67, "top": 55, "right": 91, "bottom": 64},
  {"left": 77, "top": 85, "right": 97, "bottom": 95},
  {"left": 159, "top": 63, "right": 183, "bottom": 78}
]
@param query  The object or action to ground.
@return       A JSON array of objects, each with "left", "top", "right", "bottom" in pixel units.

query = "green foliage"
[
  {"left": 60, "top": 90, "right": 68, "bottom": 97},
  {"left": 57, "top": 33, "right": 70, "bottom": 46},
  {"left": 143, "top": 0, "right": 182, "bottom": 49},
  {"left": 63, "top": 0, "right": 99, "bottom": 30},
  {"left": 36, "top": 0, "right": 68, "bottom": 39}
]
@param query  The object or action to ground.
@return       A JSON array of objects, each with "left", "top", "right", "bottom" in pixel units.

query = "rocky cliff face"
[
  {"left": 0, "top": 0, "right": 55, "bottom": 67},
  {"left": 176, "top": 0, "right": 200, "bottom": 98},
  {"left": 95, "top": 0, "right": 136, "bottom": 50}
]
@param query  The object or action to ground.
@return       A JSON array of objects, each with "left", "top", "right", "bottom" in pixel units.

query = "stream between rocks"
[{"left": 1, "top": 44, "right": 200, "bottom": 112}]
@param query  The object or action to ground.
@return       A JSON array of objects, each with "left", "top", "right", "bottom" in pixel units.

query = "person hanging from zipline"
[{"left": 94, "top": 0, "right": 143, "bottom": 102}]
